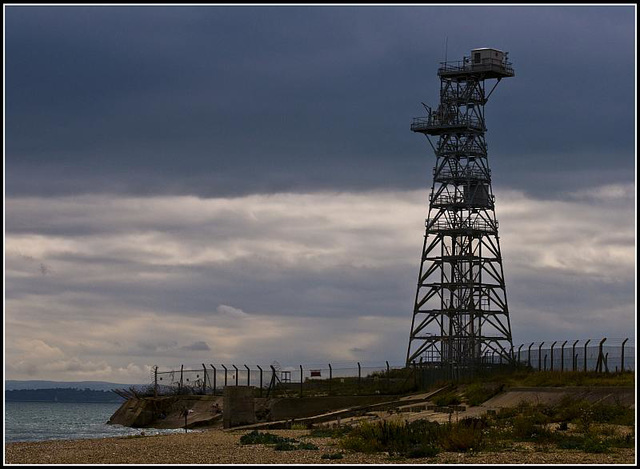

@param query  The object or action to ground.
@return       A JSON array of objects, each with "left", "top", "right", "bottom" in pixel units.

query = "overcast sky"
[{"left": 4, "top": 5, "right": 636, "bottom": 383}]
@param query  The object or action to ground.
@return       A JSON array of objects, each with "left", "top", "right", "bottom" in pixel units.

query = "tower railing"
[
  {"left": 411, "top": 115, "right": 484, "bottom": 133},
  {"left": 430, "top": 193, "right": 495, "bottom": 208},
  {"left": 438, "top": 57, "right": 514, "bottom": 77},
  {"left": 435, "top": 167, "right": 490, "bottom": 181},
  {"left": 425, "top": 218, "right": 498, "bottom": 232}
]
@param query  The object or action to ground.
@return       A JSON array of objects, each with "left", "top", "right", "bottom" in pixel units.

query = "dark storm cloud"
[{"left": 5, "top": 5, "right": 635, "bottom": 199}]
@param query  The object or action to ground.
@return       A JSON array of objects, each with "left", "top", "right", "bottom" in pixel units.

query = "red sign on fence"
[{"left": 310, "top": 370, "right": 322, "bottom": 377}]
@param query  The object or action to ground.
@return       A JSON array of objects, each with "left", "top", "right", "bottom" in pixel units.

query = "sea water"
[{"left": 4, "top": 401, "right": 186, "bottom": 443}]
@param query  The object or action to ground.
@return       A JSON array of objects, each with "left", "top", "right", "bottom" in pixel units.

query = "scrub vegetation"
[
  {"left": 239, "top": 430, "right": 319, "bottom": 451},
  {"left": 333, "top": 395, "right": 634, "bottom": 458}
]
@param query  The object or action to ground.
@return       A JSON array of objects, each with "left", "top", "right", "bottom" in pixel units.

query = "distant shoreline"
[
  {"left": 6, "top": 399, "right": 123, "bottom": 404},
  {"left": 6, "top": 389, "right": 125, "bottom": 404}
]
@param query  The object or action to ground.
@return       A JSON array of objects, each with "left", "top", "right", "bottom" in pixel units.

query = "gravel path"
[{"left": 5, "top": 429, "right": 635, "bottom": 465}]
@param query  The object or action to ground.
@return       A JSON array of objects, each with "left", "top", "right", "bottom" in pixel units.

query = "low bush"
[
  {"left": 590, "top": 401, "right": 634, "bottom": 426},
  {"left": 405, "top": 443, "right": 440, "bottom": 458},
  {"left": 274, "top": 441, "right": 297, "bottom": 451},
  {"left": 458, "top": 417, "right": 489, "bottom": 429},
  {"left": 320, "top": 453, "right": 344, "bottom": 460},
  {"left": 240, "top": 430, "right": 298, "bottom": 446},
  {"left": 608, "top": 432, "right": 635, "bottom": 448},
  {"left": 554, "top": 396, "right": 589, "bottom": 423},
  {"left": 339, "top": 418, "right": 485, "bottom": 456},
  {"left": 542, "top": 396, "right": 634, "bottom": 429},
  {"left": 433, "top": 392, "right": 461, "bottom": 407},
  {"left": 340, "top": 420, "right": 442, "bottom": 456},
  {"left": 440, "top": 423, "right": 484, "bottom": 452},
  {"left": 510, "top": 416, "right": 552, "bottom": 441},
  {"left": 555, "top": 435, "right": 584, "bottom": 450},
  {"left": 582, "top": 435, "right": 610, "bottom": 454},
  {"left": 341, "top": 433, "right": 384, "bottom": 454},
  {"left": 297, "top": 442, "right": 319, "bottom": 450}
]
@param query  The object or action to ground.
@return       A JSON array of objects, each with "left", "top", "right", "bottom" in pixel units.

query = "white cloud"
[
  {"left": 567, "top": 182, "right": 634, "bottom": 202},
  {"left": 216, "top": 304, "right": 249, "bottom": 318}
]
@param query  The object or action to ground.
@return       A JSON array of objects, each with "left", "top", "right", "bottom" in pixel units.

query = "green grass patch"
[
  {"left": 463, "top": 383, "right": 504, "bottom": 406},
  {"left": 582, "top": 435, "right": 611, "bottom": 453},
  {"left": 477, "top": 370, "right": 633, "bottom": 388}
]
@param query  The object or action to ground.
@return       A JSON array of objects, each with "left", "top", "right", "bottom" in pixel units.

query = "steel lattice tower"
[{"left": 406, "top": 48, "right": 515, "bottom": 367}]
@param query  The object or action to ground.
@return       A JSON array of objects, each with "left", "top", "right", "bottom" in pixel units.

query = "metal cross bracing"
[{"left": 406, "top": 49, "right": 515, "bottom": 368}]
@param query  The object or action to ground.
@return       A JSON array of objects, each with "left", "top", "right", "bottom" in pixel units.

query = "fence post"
[
  {"left": 386, "top": 361, "right": 390, "bottom": 392},
  {"left": 233, "top": 365, "right": 239, "bottom": 386},
  {"left": 572, "top": 340, "right": 579, "bottom": 371},
  {"left": 538, "top": 342, "right": 545, "bottom": 371},
  {"left": 621, "top": 338, "right": 629, "bottom": 372},
  {"left": 154, "top": 366, "right": 158, "bottom": 398},
  {"left": 221, "top": 364, "right": 228, "bottom": 387},
  {"left": 550, "top": 341, "right": 557, "bottom": 371},
  {"left": 244, "top": 364, "right": 250, "bottom": 387},
  {"left": 257, "top": 365, "right": 263, "bottom": 397},
  {"left": 596, "top": 338, "right": 607, "bottom": 373},
  {"left": 180, "top": 364, "right": 184, "bottom": 391},
  {"left": 357, "top": 362, "right": 361, "bottom": 394},
  {"left": 543, "top": 354, "right": 547, "bottom": 371},
  {"left": 209, "top": 365, "right": 217, "bottom": 395},
  {"left": 528, "top": 342, "right": 534, "bottom": 367},
  {"left": 583, "top": 339, "right": 591, "bottom": 372},
  {"left": 270, "top": 365, "right": 276, "bottom": 397},
  {"left": 328, "top": 364, "right": 332, "bottom": 395},
  {"left": 517, "top": 345, "right": 524, "bottom": 366},
  {"left": 560, "top": 340, "right": 568, "bottom": 372},
  {"left": 300, "top": 365, "right": 303, "bottom": 398},
  {"left": 202, "top": 364, "right": 207, "bottom": 394},
  {"left": 413, "top": 362, "right": 417, "bottom": 388}
]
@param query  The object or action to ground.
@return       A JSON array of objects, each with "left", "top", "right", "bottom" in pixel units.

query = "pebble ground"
[{"left": 4, "top": 429, "right": 635, "bottom": 465}]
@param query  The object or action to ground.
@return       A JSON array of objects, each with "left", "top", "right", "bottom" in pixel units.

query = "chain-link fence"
[
  {"left": 150, "top": 362, "right": 419, "bottom": 398},
  {"left": 511, "top": 338, "right": 634, "bottom": 373},
  {"left": 148, "top": 338, "right": 634, "bottom": 398}
]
